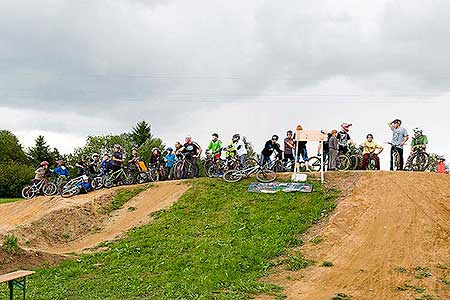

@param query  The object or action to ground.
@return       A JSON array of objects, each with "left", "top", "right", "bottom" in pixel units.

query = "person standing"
[
  {"left": 111, "top": 144, "right": 125, "bottom": 172},
  {"left": 284, "top": 130, "right": 295, "bottom": 162},
  {"left": 337, "top": 123, "right": 353, "bottom": 154},
  {"left": 361, "top": 134, "right": 383, "bottom": 170},
  {"left": 207, "top": 133, "right": 223, "bottom": 161},
  {"left": 260, "top": 135, "right": 282, "bottom": 166},
  {"left": 232, "top": 134, "right": 248, "bottom": 168},
  {"left": 328, "top": 130, "right": 339, "bottom": 170},
  {"left": 388, "top": 119, "right": 409, "bottom": 171}
]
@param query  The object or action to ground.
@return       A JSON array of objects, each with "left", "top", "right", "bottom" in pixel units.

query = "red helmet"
[
  {"left": 40, "top": 161, "right": 49, "bottom": 166},
  {"left": 341, "top": 123, "right": 352, "bottom": 132}
]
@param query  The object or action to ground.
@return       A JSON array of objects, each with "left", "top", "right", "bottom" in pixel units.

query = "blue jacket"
[
  {"left": 165, "top": 153, "right": 176, "bottom": 168},
  {"left": 53, "top": 166, "right": 69, "bottom": 177}
]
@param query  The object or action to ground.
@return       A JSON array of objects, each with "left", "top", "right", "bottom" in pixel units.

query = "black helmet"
[
  {"left": 232, "top": 134, "right": 240, "bottom": 141},
  {"left": 272, "top": 135, "right": 279, "bottom": 141}
]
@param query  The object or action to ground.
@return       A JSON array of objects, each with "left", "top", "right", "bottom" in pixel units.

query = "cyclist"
[
  {"left": 165, "top": 147, "right": 176, "bottom": 180},
  {"left": 410, "top": 127, "right": 428, "bottom": 153},
  {"left": 100, "top": 154, "right": 112, "bottom": 175},
  {"left": 436, "top": 157, "right": 448, "bottom": 174},
  {"left": 232, "top": 134, "right": 248, "bottom": 168},
  {"left": 360, "top": 134, "right": 384, "bottom": 170},
  {"left": 127, "top": 147, "right": 141, "bottom": 172},
  {"left": 260, "top": 135, "right": 282, "bottom": 166},
  {"left": 328, "top": 130, "right": 339, "bottom": 170},
  {"left": 293, "top": 125, "right": 308, "bottom": 161},
  {"left": 89, "top": 153, "right": 101, "bottom": 175},
  {"left": 178, "top": 136, "right": 202, "bottom": 174},
  {"left": 206, "top": 133, "right": 223, "bottom": 161},
  {"left": 284, "top": 130, "right": 295, "bottom": 162},
  {"left": 53, "top": 159, "right": 69, "bottom": 177},
  {"left": 149, "top": 147, "right": 164, "bottom": 165},
  {"left": 75, "top": 156, "right": 88, "bottom": 176},
  {"left": 337, "top": 123, "right": 353, "bottom": 154},
  {"left": 34, "top": 161, "right": 49, "bottom": 181},
  {"left": 111, "top": 144, "right": 125, "bottom": 172},
  {"left": 174, "top": 141, "right": 183, "bottom": 159},
  {"left": 388, "top": 119, "right": 409, "bottom": 171}
]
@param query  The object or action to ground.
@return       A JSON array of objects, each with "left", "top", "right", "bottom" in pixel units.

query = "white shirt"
[{"left": 234, "top": 140, "right": 247, "bottom": 156}]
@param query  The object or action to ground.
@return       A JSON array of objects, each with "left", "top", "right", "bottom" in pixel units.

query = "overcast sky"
[{"left": 1, "top": 0, "right": 449, "bottom": 169}]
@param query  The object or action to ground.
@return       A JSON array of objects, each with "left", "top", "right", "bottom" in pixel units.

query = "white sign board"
[{"left": 294, "top": 129, "right": 326, "bottom": 183}]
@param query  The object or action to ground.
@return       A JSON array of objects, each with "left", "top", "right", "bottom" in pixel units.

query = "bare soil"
[{"left": 260, "top": 171, "right": 450, "bottom": 300}]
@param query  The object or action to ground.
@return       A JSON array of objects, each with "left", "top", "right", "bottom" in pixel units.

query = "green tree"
[
  {"left": 138, "top": 137, "right": 165, "bottom": 163},
  {"left": 0, "top": 130, "right": 28, "bottom": 164},
  {"left": 28, "top": 135, "right": 54, "bottom": 166},
  {"left": 131, "top": 121, "right": 152, "bottom": 147}
]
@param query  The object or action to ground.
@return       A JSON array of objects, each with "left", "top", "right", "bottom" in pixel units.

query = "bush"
[
  {"left": 2, "top": 234, "right": 19, "bottom": 254},
  {"left": 0, "top": 162, "right": 34, "bottom": 197}
]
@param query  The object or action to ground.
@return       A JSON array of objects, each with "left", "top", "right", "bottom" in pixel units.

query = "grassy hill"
[{"left": 0, "top": 178, "right": 337, "bottom": 300}]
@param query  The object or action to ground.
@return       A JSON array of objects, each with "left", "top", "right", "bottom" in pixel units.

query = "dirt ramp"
[{"left": 265, "top": 172, "right": 450, "bottom": 300}]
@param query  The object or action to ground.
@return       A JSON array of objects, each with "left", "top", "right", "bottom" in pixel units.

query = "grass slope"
[
  {"left": 0, "top": 198, "right": 21, "bottom": 204},
  {"left": 0, "top": 178, "right": 337, "bottom": 300}
]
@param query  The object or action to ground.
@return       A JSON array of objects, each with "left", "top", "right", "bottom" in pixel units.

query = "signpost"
[{"left": 295, "top": 128, "right": 326, "bottom": 183}]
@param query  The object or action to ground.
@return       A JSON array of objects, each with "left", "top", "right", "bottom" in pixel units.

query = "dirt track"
[
  {"left": 0, "top": 181, "right": 190, "bottom": 254},
  {"left": 263, "top": 172, "right": 450, "bottom": 299}
]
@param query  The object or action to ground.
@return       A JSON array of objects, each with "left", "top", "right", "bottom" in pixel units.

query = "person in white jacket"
[{"left": 232, "top": 134, "right": 248, "bottom": 168}]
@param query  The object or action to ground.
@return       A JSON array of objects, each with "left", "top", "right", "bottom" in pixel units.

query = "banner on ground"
[{"left": 247, "top": 182, "right": 314, "bottom": 194}]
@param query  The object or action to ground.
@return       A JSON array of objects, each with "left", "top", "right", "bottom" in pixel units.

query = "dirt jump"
[
  {"left": 0, "top": 181, "right": 190, "bottom": 255},
  {"left": 262, "top": 171, "right": 450, "bottom": 300}
]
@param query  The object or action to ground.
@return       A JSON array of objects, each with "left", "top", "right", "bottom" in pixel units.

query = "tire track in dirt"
[{"left": 261, "top": 171, "right": 450, "bottom": 300}]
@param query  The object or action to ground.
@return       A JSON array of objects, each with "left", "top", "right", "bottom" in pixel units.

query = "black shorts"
[{"left": 284, "top": 153, "right": 294, "bottom": 160}]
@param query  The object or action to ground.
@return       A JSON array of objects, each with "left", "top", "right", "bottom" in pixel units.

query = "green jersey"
[
  {"left": 411, "top": 135, "right": 428, "bottom": 147},
  {"left": 207, "top": 140, "right": 222, "bottom": 154}
]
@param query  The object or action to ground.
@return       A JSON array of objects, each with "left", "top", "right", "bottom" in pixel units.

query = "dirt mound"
[
  {"left": 0, "top": 248, "right": 64, "bottom": 274},
  {"left": 0, "top": 181, "right": 191, "bottom": 256},
  {"left": 261, "top": 171, "right": 450, "bottom": 299}
]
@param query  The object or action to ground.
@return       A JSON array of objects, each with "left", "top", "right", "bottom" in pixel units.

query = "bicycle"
[
  {"left": 308, "top": 154, "right": 349, "bottom": 171},
  {"left": 61, "top": 175, "right": 88, "bottom": 198},
  {"left": 21, "top": 177, "right": 57, "bottom": 199},
  {"left": 405, "top": 146, "right": 430, "bottom": 171},
  {"left": 147, "top": 161, "right": 167, "bottom": 182},
  {"left": 386, "top": 142, "right": 402, "bottom": 171},
  {"left": 174, "top": 153, "right": 199, "bottom": 179},
  {"left": 223, "top": 163, "right": 277, "bottom": 183},
  {"left": 103, "top": 167, "right": 135, "bottom": 188}
]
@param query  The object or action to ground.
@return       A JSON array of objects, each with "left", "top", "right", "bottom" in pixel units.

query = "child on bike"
[
  {"left": 101, "top": 154, "right": 112, "bottom": 175},
  {"left": 410, "top": 128, "right": 428, "bottom": 153},
  {"left": 165, "top": 147, "right": 176, "bottom": 180},
  {"left": 437, "top": 157, "right": 448, "bottom": 174},
  {"left": 232, "top": 134, "right": 248, "bottom": 168},
  {"left": 149, "top": 147, "right": 164, "bottom": 166},
  {"left": 361, "top": 134, "right": 383, "bottom": 170},
  {"left": 75, "top": 156, "right": 88, "bottom": 176},
  {"left": 207, "top": 133, "right": 222, "bottom": 161},
  {"left": 34, "top": 161, "right": 49, "bottom": 181},
  {"left": 53, "top": 159, "right": 69, "bottom": 177}
]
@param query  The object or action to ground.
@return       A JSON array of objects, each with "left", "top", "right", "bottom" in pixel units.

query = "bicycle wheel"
[
  {"left": 245, "top": 158, "right": 258, "bottom": 168},
  {"left": 392, "top": 151, "right": 401, "bottom": 171},
  {"left": 223, "top": 169, "right": 244, "bottom": 183},
  {"left": 21, "top": 186, "right": 35, "bottom": 199},
  {"left": 61, "top": 186, "right": 80, "bottom": 198},
  {"left": 368, "top": 157, "right": 378, "bottom": 170},
  {"left": 206, "top": 164, "right": 219, "bottom": 178},
  {"left": 272, "top": 160, "right": 284, "bottom": 173},
  {"left": 43, "top": 182, "right": 57, "bottom": 196},
  {"left": 308, "top": 156, "right": 322, "bottom": 172},
  {"left": 136, "top": 172, "right": 148, "bottom": 184},
  {"left": 411, "top": 152, "right": 429, "bottom": 171},
  {"left": 124, "top": 174, "right": 135, "bottom": 185},
  {"left": 338, "top": 155, "right": 350, "bottom": 171},
  {"left": 103, "top": 177, "right": 114, "bottom": 188},
  {"left": 174, "top": 162, "right": 185, "bottom": 180},
  {"left": 256, "top": 169, "right": 277, "bottom": 183},
  {"left": 349, "top": 155, "right": 360, "bottom": 170}
]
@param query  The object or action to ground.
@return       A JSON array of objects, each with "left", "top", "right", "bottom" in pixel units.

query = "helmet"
[
  {"left": 91, "top": 153, "right": 99, "bottom": 159},
  {"left": 272, "top": 135, "right": 279, "bottom": 141},
  {"left": 82, "top": 175, "right": 89, "bottom": 181},
  {"left": 366, "top": 134, "right": 374, "bottom": 139},
  {"left": 341, "top": 123, "right": 352, "bottom": 132},
  {"left": 413, "top": 127, "right": 423, "bottom": 135},
  {"left": 151, "top": 147, "right": 159, "bottom": 152},
  {"left": 185, "top": 135, "right": 192, "bottom": 140},
  {"left": 40, "top": 161, "right": 49, "bottom": 166},
  {"left": 113, "top": 144, "right": 120, "bottom": 148},
  {"left": 166, "top": 147, "right": 173, "bottom": 152},
  {"left": 232, "top": 134, "right": 240, "bottom": 141},
  {"left": 438, "top": 156, "right": 446, "bottom": 161}
]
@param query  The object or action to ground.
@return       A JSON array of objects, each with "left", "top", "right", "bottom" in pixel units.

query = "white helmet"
[
  {"left": 82, "top": 175, "right": 89, "bottom": 181},
  {"left": 413, "top": 127, "right": 423, "bottom": 135},
  {"left": 92, "top": 153, "right": 99, "bottom": 159}
]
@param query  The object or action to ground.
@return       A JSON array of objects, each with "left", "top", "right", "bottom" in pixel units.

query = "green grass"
[
  {"left": 0, "top": 198, "right": 22, "bottom": 204},
  {"left": 2, "top": 234, "right": 19, "bottom": 254},
  {"left": 105, "top": 184, "right": 151, "bottom": 213},
  {"left": 0, "top": 178, "right": 337, "bottom": 300}
]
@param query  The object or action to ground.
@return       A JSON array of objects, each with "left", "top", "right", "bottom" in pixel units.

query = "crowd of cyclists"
[{"left": 25, "top": 119, "right": 448, "bottom": 199}]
